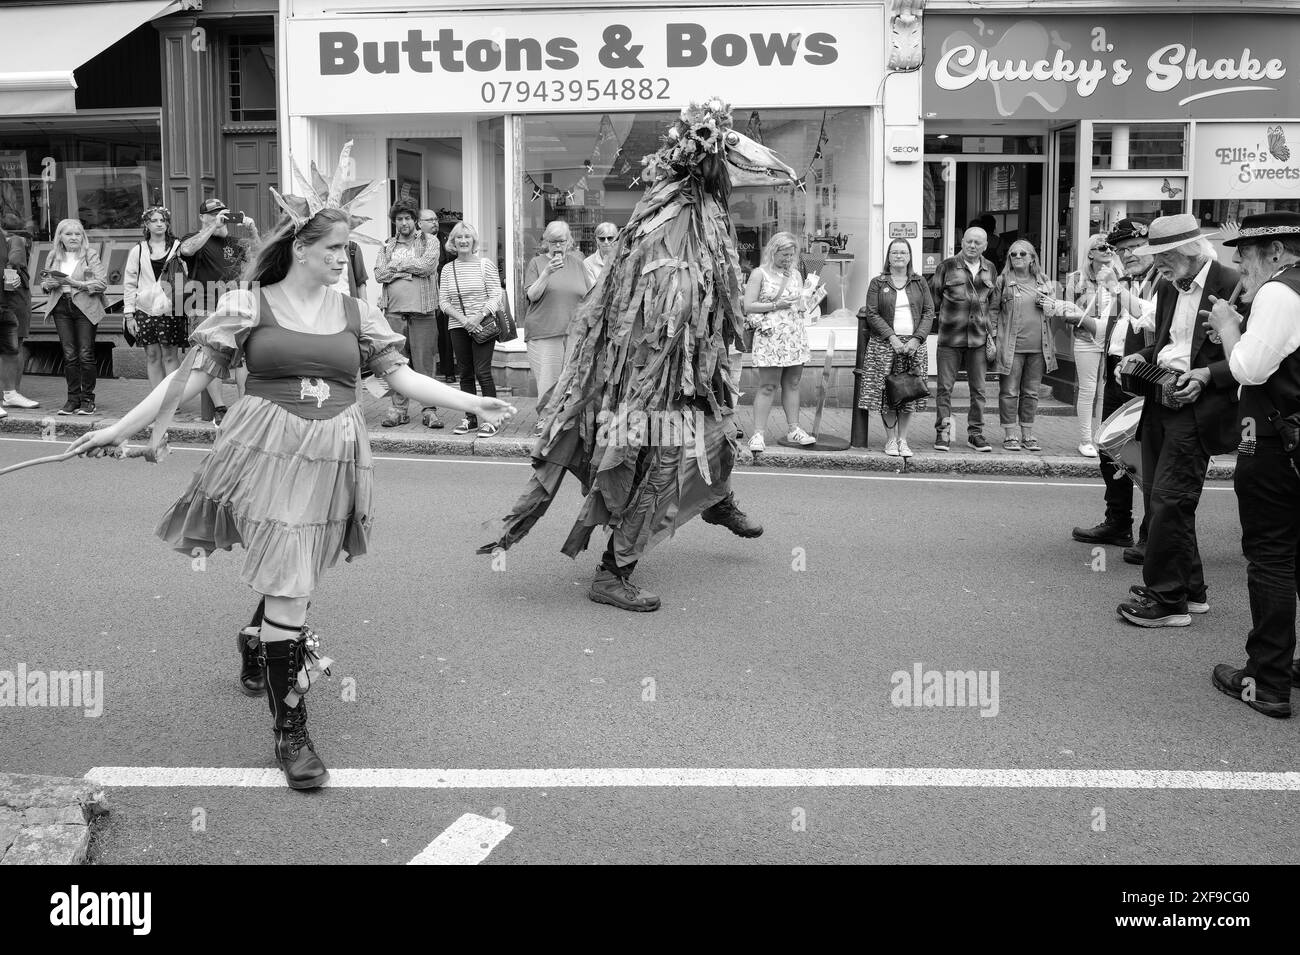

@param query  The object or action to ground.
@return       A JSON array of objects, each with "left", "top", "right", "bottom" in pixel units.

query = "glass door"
[
  {"left": 389, "top": 140, "right": 424, "bottom": 207},
  {"left": 1048, "top": 125, "right": 1079, "bottom": 282}
]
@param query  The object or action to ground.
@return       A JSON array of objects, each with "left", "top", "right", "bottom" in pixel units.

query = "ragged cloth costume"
[{"left": 482, "top": 101, "right": 795, "bottom": 604}]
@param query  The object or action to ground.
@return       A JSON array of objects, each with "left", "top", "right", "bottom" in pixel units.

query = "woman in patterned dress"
[
  {"left": 743, "top": 232, "right": 814, "bottom": 451},
  {"left": 123, "top": 206, "right": 186, "bottom": 389},
  {"left": 858, "top": 238, "right": 935, "bottom": 457},
  {"left": 69, "top": 207, "right": 515, "bottom": 789}
]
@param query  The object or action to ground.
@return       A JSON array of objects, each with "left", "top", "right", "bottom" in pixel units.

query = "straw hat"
[{"left": 1130, "top": 214, "right": 1216, "bottom": 256}]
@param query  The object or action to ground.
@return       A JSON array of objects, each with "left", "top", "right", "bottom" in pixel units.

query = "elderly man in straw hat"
[
  {"left": 1204, "top": 211, "right": 1300, "bottom": 719},
  {"left": 1114, "top": 213, "right": 1241, "bottom": 628}
]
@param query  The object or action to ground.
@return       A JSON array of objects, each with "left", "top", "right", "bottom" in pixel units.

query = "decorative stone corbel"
[{"left": 888, "top": 0, "right": 924, "bottom": 72}]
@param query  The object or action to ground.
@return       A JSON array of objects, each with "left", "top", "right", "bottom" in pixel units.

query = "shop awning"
[{"left": 0, "top": 0, "right": 181, "bottom": 115}]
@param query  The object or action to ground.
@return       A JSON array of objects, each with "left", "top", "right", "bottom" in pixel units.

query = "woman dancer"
[{"left": 70, "top": 204, "right": 514, "bottom": 789}]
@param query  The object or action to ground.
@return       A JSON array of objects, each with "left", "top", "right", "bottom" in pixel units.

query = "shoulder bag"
[
  {"left": 452, "top": 259, "right": 499, "bottom": 344},
  {"left": 484, "top": 258, "right": 517, "bottom": 343}
]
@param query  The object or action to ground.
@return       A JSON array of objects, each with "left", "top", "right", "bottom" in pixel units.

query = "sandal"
[
  {"left": 1002, "top": 436, "right": 1022, "bottom": 451},
  {"left": 1022, "top": 436, "right": 1042, "bottom": 452}
]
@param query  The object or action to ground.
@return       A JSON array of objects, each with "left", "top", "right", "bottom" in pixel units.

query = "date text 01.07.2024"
[{"left": 480, "top": 77, "right": 671, "bottom": 104}]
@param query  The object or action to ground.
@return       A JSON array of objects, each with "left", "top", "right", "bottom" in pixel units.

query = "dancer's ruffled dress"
[
  {"left": 156, "top": 286, "right": 408, "bottom": 596},
  {"left": 484, "top": 101, "right": 795, "bottom": 574}
]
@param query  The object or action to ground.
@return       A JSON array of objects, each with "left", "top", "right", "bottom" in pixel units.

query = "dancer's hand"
[
  {"left": 68, "top": 425, "right": 127, "bottom": 457},
  {"left": 475, "top": 397, "right": 517, "bottom": 427}
]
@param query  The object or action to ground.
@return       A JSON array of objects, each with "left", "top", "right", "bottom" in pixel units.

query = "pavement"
[
  {"left": 1, "top": 437, "right": 1289, "bottom": 866},
  {"left": 0, "top": 772, "right": 109, "bottom": 864},
  {"left": 0, "top": 372, "right": 1237, "bottom": 479}
]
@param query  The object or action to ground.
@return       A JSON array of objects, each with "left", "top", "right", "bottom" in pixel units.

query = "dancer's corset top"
[{"left": 243, "top": 322, "right": 359, "bottom": 420}]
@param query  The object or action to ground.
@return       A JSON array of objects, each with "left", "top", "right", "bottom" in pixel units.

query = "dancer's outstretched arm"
[
  {"left": 386, "top": 365, "right": 516, "bottom": 424},
  {"left": 68, "top": 364, "right": 217, "bottom": 453}
]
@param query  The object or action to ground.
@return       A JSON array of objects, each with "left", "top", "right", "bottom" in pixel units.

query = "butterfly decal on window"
[
  {"left": 1161, "top": 178, "right": 1183, "bottom": 199},
  {"left": 1091, "top": 180, "right": 1103, "bottom": 193},
  {"left": 1267, "top": 125, "right": 1291, "bottom": 162}
]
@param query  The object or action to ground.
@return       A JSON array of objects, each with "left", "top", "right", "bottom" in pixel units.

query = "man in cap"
[
  {"left": 1072, "top": 218, "right": 1161, "bottom": 558},
  {"left": 1115, "top": 214, "right": 1240, "bottom": 628},
  {"left": 1204, "top": 211, "right": 1300, "bottom": 718},
  {"left": 179, "top": 198, "right": 259, "bottom": 423}
]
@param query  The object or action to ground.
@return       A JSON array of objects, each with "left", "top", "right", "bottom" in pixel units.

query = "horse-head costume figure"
[{"left": 481, "top": 99, "right": 796, "bottom": 611}]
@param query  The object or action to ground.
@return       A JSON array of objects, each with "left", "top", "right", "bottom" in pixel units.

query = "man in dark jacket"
[
  {"left": 930, "top": 227, "right": 997, "bottom": 452},
  {"left": 0, "top": 215, "right": 38, "bottom": 413},
  {"left": 1115, "top": 214, "right": 1240, "bottom": 628}
]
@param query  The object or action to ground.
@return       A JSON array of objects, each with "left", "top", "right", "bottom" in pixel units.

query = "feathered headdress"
[
  {"left": 268, "top": 140, "right": 387, "bottom": 245},
  {"left": 641, "top": 98, "right": 734, "bottom": 182}
]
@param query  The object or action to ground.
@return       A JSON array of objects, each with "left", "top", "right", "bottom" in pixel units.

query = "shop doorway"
[{"left": 922, "top": 133, "right": 1046, "bottom": 276}]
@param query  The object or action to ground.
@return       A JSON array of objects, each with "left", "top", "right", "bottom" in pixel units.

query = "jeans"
[
  {"left": 998, "top": 352, "right": 1045, "bottom": 428},
  {"left": 449, "top": 326, "right": 497, "bottom": 425},
  {"left": 436, "top": 312, "right": 455, "bottom": 379},
  {"left": 387, "top": 312, "right": 438, "bottom": 412},
  {"left": 1235, "top": 442, "right": 1300, "bottom": 698},
  {"left": 52, "top": 298, "right": 97, "bottom": 404},
  {"left": 1074, "top": 344, "right": 1105, "bottom": 444},
  {"left": 935, "top": 345, "right": 986, "bottom": 436},
  {"left": 527, "top": 336, "right": 567, "bottom": 410},
  {"left": 1140, "top": 402, "right": 1210, "bottom": 609},
  {"left": 1100, "top": 354, "right": 1149, "bottom": 537}
]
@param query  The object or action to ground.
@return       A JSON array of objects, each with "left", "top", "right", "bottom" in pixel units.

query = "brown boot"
[{"left": 588, "top": 568, "right": 661, "bottom": 612}]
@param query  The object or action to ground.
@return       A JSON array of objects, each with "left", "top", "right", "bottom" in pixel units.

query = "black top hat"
[
  {"left": 1221, "top": 211, "right": 1300, "bottom": 247},
  {"left": 1106, "top": 218, "right": 1150, "bottom": 246}
]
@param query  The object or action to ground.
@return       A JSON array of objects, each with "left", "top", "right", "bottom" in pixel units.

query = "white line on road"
[
  {"left": 84, "top": 767, "right": 1300, "bottom": 791},
  {"left": 408, "top": 813, "right": 513, "bottom": 865}
]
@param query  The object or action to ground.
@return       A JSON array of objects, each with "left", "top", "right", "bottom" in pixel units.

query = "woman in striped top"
[{"left": 439, "top": 221, "right": 504, "bottom": 435}]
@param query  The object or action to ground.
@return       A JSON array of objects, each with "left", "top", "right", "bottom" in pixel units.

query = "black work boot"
[
  {"left": 588, "top": 567, "right": 661, "bottom": 612},
  {"left": 700, "top": 492, "right": 764, "bottom": 538},
  {"left": 235, "top": 598, "right": 267, "bottom": 697},
  {"left": 260, "top": 637, "right": 329, "bottom": 790},
  {"left": 1071, "top": 521, "right": 1134, "bottom": 547}
]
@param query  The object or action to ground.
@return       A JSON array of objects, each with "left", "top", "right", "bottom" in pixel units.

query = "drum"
[{"left": 1095, "top": 397, "right": 1144, "bottom": 482}]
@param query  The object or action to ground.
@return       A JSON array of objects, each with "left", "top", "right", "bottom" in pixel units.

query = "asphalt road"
[{"left": 0, "top": 433, "right": 1295, "bottom": 865}]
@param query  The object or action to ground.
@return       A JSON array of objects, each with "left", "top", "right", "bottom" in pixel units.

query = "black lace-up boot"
[
  {"left": 236, "top": 599, "right": 267, "bottom": 697},
  {"left": 701, "top": 492, "right": 764, "bottom": 538},
  {"left": 259, "top": 634, "right": 329, "bottom": 790}
]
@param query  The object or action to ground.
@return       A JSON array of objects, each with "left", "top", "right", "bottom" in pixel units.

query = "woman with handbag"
[
  {"left": 743, "top": 232, "right": 816, "bottom": 451},
  {"left": 523, "top": 220, "right": 590, "bottom": 436},
  {"left": 439, "top": 221, "right": 504, "bottom": 436},
  {"left": 857, "top": 238, "right": 935, "bottom": 457},
  {"left": 41, "top": 218, "right": 108, "bottom": 415},
  {"left": 124, "top": 206, "right": 187, "bottom": 389},
  {"left": 992, "top": 239, "right": 1058, "bottom": 452}
]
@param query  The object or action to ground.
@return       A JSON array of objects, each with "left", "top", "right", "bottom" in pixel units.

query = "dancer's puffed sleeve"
[
  {"left": 190, "top": 288, "right": 259, "bottom": 379},
  {"left": 360, "top": 302, "right": 410, "bottom": 377}
]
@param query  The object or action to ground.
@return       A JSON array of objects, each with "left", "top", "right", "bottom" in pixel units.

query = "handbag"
[
  {"left": 451, "top": 259, "right": 499, "bottom": 344},
  {"left": 742, "top": 268, "right": 790, "bottom": 353},
  {"left": 484, "top": 259, "right": 517, "bottom": 343},
  {"left": 884, "top": 355, "right": 928, "bottom": 411}
]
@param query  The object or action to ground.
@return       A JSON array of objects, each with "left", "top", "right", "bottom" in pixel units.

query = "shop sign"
[
  {"left": 888, "top": 221, "right": 918, "bottom": 238},
  {"left": 886, "top": 127, "right": 922, "bottom": 163},
  {"left": 1194, "top": 122, "right": 1300, "bottom": 199},
  {"left": 286, "top": 6, "right": 883, "bottom": 115},
  {"left": 924, "top": 14, "right": 1300, "bottom": 119}
]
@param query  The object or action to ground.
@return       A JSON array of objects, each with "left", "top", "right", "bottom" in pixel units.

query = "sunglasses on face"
[
  {"left": 1009, "top": 251, "right": 1032, "bottom": 258},
  {"left": 597, "top": 236, "right": 617, "bottom": 242},
  {"left": 1090, "top": 245, "right": 1113, "bottom": 255}
]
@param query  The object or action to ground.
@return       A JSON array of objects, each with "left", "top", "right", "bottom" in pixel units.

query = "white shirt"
[
  {"left": 892, "top": 290, "right": 914, "bottom": 337},
  {"left": 583, "top": 252, "right": 608, "bottom": 286},
  {"left": 1228, "top": 272, "right": 1300, "bottom": 387},
  {"left": 1156, "top": 259, "right": 1212, "bottom": 373},
  {"left": 1107, "top": 271, "right": 1159, "bottom": 357}
]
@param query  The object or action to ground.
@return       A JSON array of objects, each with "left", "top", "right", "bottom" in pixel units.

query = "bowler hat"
[
  {"left": 1106, "top": 218, "right": 1149, "bottom": 246},
  {"left": 1131, "top": 214, "right": 1216, "bottom": 256},
  {"left": 1221, "top": 211, "right": 1300, "bottom": 247}
]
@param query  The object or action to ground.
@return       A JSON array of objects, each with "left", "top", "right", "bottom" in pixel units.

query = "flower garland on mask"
[{"left": 640, "top": 98, "right": 734, "bottom": 183}]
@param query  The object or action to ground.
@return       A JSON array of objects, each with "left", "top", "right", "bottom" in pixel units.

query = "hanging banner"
[
  {"left": 1194, "top": 122, "right": 1300, "bottom": 199},
  {"left": 286, "top": 6, "right": 883, "bottom": 115},
  {"left": 925, "top": 14, "right": 1300, "bottom": 119}
]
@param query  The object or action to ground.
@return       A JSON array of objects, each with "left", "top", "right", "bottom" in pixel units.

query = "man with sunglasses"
[
  {"left": 584, "top": 222, "right": 619, "bottom": 286},
  {"left": 1072, "top": 218, "right": 1161, "bottom": 560}
]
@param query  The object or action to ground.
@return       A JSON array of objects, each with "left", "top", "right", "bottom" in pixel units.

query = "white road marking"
[
  {"left": 84, "top": 767, "right": 1300, "bottom": 791},
  {"left": 0, "top": 434, "right": 1234, "bottom": 490},
  {"left": 408, "top": 813, "right": 513, "bottom": 865}
]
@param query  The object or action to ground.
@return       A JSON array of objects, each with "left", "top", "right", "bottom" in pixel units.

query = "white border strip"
[
  {"left": 408, "top": 813, "right": 513, "bottom": 865},
  {"left": 84, "top": 767, "right": 1300, "bottom": 791}
]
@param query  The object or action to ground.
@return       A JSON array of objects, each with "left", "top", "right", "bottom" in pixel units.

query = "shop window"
[
  {"left": 1191, "top": 122, "right": 1300, "bottom": 260},
  {"left": 228, "top": 35, "right": 277, "bottom": 123},
  {"left": 923, "top": 134, "right": 1043, "bottom": 156},
  {"left": 518, "top": 108, "right": 870, "bottom": 308},
  {"left": 1092, "top": 123, "right": 1186, "bottom": 171}
]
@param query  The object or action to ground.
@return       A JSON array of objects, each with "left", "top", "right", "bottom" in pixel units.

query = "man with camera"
[{"left": 179, "top": 198, "right": 259, "bottom": 424}]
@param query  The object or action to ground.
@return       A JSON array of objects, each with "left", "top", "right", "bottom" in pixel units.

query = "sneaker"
[
  {"left": 1022, "top": 436, "right": 1042, "bottom": 452},
  {"left": 967, "top": 434, "right": 991, "bottom": 452},
  {"left": 2, "top": 390, "right": 38, "bottom": 408},
  {"left": 533, "top": 421, "right": 545, "bottom": 438},
  {"left": 787, "top": 426, "right": 816, "bottom": 446},
  {"left": 453, "top": 417, "right": 473, "bottom": 435},
  {"left": 422, "top": 409, "right": 443, "bottom": 429},
  {"left": 748, "top": 432, "right": 766, "bottom": 453},
  {"left": 0, "top": 405, "right": 6, "bottom": 419},
  {"left": 897, "top": 439, "right": 913, "bottom": 458},
  {"left": 1073, "top": 522, "right": 1135, "bottom": 547},
  {"left": 212, "top": 404, "right": 227, "bottom": 427},
  {"left": 76, "top": 401, "right": 96, "bottom": 416},
  {"left": 1212, "top": 664, "right": 1292, "bottom": 719},
  {"left": 1128, "top": 585, "right": 1208, "bottom": 614},
  {"left": 884, "top": 437, "right": 900, "bottom": 456},
  {"left": 477, "top": 422, "right": 498, "bottom": 438},
  {"left": 57, "top": 401, "right": 77, "bottom": 415},
  {"left": 934, "top": 435, "right": 949, "bottom": 452},
  {"left": 1117, "top": 588, "right": 1191, "bottom": 628},
  {"left": 1079, "top": 442, "right": 1098, "bottom": 457},
  {"left": 934, "top": 420, "right": 952, "bottom": 452},
  {"left": 380, "top": 409, "right": 410, "bottom": 428},
  {"left": 588, "top": 568, "right": 661, "bottom": 612},
  {"left": 1002, "top": 436, "right": 1022, "bottom": 451}
]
